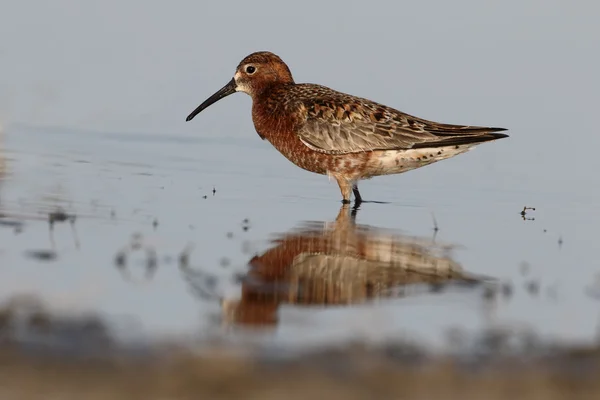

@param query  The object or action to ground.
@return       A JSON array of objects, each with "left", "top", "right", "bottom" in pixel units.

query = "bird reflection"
[{"left": 221, "top": 205, "right": 486, "bottom": 327}]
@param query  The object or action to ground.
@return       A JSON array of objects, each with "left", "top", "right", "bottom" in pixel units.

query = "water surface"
[{"left": 1, "top": 125, "right": 599, "bottom": 353}]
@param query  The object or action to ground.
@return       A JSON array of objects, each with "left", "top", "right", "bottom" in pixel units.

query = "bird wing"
[{"left": 294, "top": 85, "right": 507, "bottom": 154}]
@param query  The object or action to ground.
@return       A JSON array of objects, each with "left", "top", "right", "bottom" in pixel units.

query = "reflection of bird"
[
  {"left": 186, "top": 51, "right": 508, "bottom": 203},
  {"left": 222, "top": 205, "right": 484, "bottom": 327}
]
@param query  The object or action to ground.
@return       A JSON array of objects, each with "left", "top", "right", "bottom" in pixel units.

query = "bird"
[{"left": 185, "top": 51, "right": 508, "bottom": 204}]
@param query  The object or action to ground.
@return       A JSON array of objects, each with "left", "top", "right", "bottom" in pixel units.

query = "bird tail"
[{"left": 412, "top": 130, "right": 508, "bottom": 149}]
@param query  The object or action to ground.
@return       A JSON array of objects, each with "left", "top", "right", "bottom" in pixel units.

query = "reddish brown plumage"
[
  {"left": 251, "top": 84, "right": 371, "bottom": 177},
  {"left": 186, "top": 51, "right": 508, "bottom": 202}
]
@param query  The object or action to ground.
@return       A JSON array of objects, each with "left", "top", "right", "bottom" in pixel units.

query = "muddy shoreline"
[{"left": 2, "top": 341, "right": 600, "bottom": 400}]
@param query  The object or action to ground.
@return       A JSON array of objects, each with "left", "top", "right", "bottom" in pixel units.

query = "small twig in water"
[{"left": 520, "top": 206, "right": 536, "bottom": 221}]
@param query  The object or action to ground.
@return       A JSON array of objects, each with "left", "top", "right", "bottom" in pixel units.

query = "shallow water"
[{"left": 1, "top": 124, "right": 599, "bottom": 354}]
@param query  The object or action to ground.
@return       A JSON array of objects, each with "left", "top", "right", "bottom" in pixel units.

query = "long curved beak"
[{"left": 185, "top": 78, "right": 237, "bottom": 122}]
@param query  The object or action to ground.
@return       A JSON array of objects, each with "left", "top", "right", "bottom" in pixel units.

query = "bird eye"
[{"left": 245, "top": 65, "right": 256, "bottom": 75}]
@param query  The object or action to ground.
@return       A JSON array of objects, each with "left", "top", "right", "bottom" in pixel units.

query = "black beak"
[{"left": 185, "top": 78, "right": 237, "bottom": 122}]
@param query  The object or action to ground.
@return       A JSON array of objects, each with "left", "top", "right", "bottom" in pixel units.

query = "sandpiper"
[{"left": 186, "top": 51, "right": 508, "bottom": 204}]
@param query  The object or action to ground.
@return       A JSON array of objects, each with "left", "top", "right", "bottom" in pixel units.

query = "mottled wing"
[{"left": 294, "top": 85, "right": 507, "bottom": 154}]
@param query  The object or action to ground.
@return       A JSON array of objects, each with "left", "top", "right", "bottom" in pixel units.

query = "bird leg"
[
  {"left": 336, "top": 177, "right": 363, "bottom": 205},
  {"left": 352, "top": 184, "right": 363, "bottom": 205},
  {"left": 335, "top": 177, "right": 352, "bottom": 204}
]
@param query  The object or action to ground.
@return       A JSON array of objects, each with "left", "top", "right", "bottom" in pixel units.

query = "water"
[{"left": 1, "top": 123, "right": 599, "bottom": 354}]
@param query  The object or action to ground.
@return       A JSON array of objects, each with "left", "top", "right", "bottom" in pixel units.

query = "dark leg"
[{"left": 352, "top": 184, "right": 363, "bottom": 205}]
